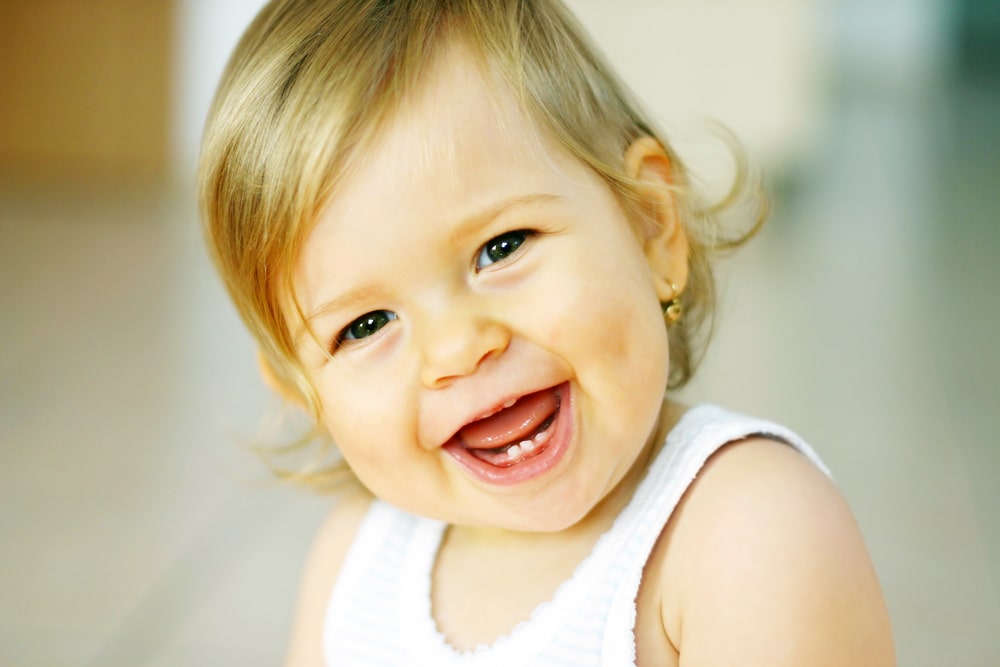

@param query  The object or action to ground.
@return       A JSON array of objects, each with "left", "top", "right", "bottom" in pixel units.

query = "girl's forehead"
[
  {"left": 291, "top": 42, "right": 601, "bottom": 305},
  {"left": 293, "top": 47, "right": 597, "bottom": 309},
  {"left": 351, "top": 44, "right": 555, "bottom": 190}
]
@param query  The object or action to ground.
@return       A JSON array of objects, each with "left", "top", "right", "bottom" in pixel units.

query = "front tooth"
[
  {"left": 520, "top": 439, "right": 535, "bottom": 453},
  {"left": 534, "top": 428, "right": 552, "bottom": 445},
  {"left": 506, "top": 444, "right": 523, "bottom": 461},
  {"left": 503, "top": 399, "right": 516, "bottom": 408}
]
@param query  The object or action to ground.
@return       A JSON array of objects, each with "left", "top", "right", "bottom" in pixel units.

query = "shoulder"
[
  {"left": 657, "top": 436, "right": 895, "bottom": 666},
  {"left": 283, "top": 484, "right": 374, "bottom": 667}
]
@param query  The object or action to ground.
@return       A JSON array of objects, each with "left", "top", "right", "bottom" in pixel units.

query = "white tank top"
[{"left": 323, "top": 404, "right": 829, "bottom": 666}]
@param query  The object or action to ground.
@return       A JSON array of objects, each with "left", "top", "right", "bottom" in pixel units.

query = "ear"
[
  {"left": 256, "top": 348, "right": 306, "bottom": 407},
  {"left": 623, "top": 136, "right": 689, "bottom": 301}
]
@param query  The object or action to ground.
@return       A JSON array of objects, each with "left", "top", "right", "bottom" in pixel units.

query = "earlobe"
[{"left": 624, "top": 137, "right": 690, "bottom": 301}]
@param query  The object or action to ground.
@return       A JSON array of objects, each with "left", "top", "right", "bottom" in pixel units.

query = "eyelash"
[
  {"left": 335, "top": 310, "right": 398, "bottom": 348},
  {"left": 331, "top": 229, "right": 535, "bottom": 352},
  {"left": 475, "top": 229, "right": 533, "bottom": 271}
]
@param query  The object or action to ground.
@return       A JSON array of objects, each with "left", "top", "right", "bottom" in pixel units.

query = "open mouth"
[
  {"left": 444, "top": 383, "right": 571, "bottom": 485},
  {"left": 459, "top": 396, "right": 559, "bottom": 467}
]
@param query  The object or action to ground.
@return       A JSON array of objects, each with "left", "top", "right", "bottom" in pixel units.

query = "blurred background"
[{"left": 1, "top": 0, "right": 997, "bottom": 664}]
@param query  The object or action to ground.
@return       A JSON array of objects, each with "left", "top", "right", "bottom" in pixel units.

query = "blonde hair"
[{"left": 199, "top": 0, "right": 765, "bottom": 488}]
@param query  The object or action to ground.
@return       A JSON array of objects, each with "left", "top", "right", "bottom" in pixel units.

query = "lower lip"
[{"left": 443, "top": 382, "right": 573, "bottom": 486}]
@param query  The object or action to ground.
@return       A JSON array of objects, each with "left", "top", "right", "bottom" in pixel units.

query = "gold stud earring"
[{"left": 662, "top": 283, "right": 683, "bottom": 324}]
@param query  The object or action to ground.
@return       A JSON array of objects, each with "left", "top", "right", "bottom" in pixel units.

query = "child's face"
[{"left": 293, "top": 48, "right": 680, "bottom": 532}]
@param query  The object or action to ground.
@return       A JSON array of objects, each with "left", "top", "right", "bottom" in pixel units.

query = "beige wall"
[
  {"left": 565, "top": 0, "right": 827, "bottom": 179},
  {"left": 0, "top": 0, "right": 172, "bottom": 182}
]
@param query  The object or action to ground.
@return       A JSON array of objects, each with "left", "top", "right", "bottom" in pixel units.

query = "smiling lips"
[{"left": 443, "top": 383, "right": 571, "bottom": 485}]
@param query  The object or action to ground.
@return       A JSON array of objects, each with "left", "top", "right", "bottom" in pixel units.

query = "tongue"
[{"left": 458, "top": 388, "right": 558, "bottom": 450}]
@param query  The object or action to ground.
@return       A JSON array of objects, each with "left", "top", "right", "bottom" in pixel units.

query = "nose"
[{"left": 417, "top": 300, "right": 511, "bottom": 389}]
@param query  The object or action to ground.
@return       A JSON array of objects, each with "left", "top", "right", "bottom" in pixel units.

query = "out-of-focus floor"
[{"left": 2, "top": 80, "right": 998, "bottom": 666}]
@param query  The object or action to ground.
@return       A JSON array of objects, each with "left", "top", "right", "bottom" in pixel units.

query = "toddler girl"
[{"left": 199, "top": 1, "right": 894, "bottom": 664}]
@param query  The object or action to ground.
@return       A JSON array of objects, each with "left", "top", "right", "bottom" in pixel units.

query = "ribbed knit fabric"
[{"left": 323, "top": 404, "right": 830, "bottom": 666}]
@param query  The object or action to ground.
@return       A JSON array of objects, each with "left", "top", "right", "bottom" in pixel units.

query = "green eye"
[
  {"left": 339, "top": 310, "right": 397, "bottom": 343},
  {"left": 476, "top": 230, "right": 529, "bottom": 270}
]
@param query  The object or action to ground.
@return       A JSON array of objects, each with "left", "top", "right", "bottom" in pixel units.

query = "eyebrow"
[
  {"left": 294, "top": 282, "right": 383, "bottom": 346},
  {"left": 445, "top": 192, "right": 561, "bottom": 245},
  {"left": 295, "top": 192, "right": 562, "bottom": 345}
]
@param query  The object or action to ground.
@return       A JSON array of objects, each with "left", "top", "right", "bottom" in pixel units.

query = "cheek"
[
  {"left": 314, "top": 372, "right": 412, "bottom": 474},
  {"left": 553, "top": 243, "right": 665, "bottom": 352},
  {"left": 563, "top": 239, "right": 671, "bottom": 392}
]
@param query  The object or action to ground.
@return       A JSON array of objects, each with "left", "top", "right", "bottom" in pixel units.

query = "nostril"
[{"left": 418, "top": 315, "right": 511, "bottom": 388}]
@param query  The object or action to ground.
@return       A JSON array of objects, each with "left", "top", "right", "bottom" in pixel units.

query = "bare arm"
[
  {"left": 661, "top": 438, "right": 895, "bottom": 666},
  {"left": 283, "top": 487, "right": 373, "bottom": 667}
]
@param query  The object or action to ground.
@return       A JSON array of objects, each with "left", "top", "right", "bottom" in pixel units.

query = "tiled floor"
[{"left": 2, "top": 78, "right": 998, "bottom": 667}]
